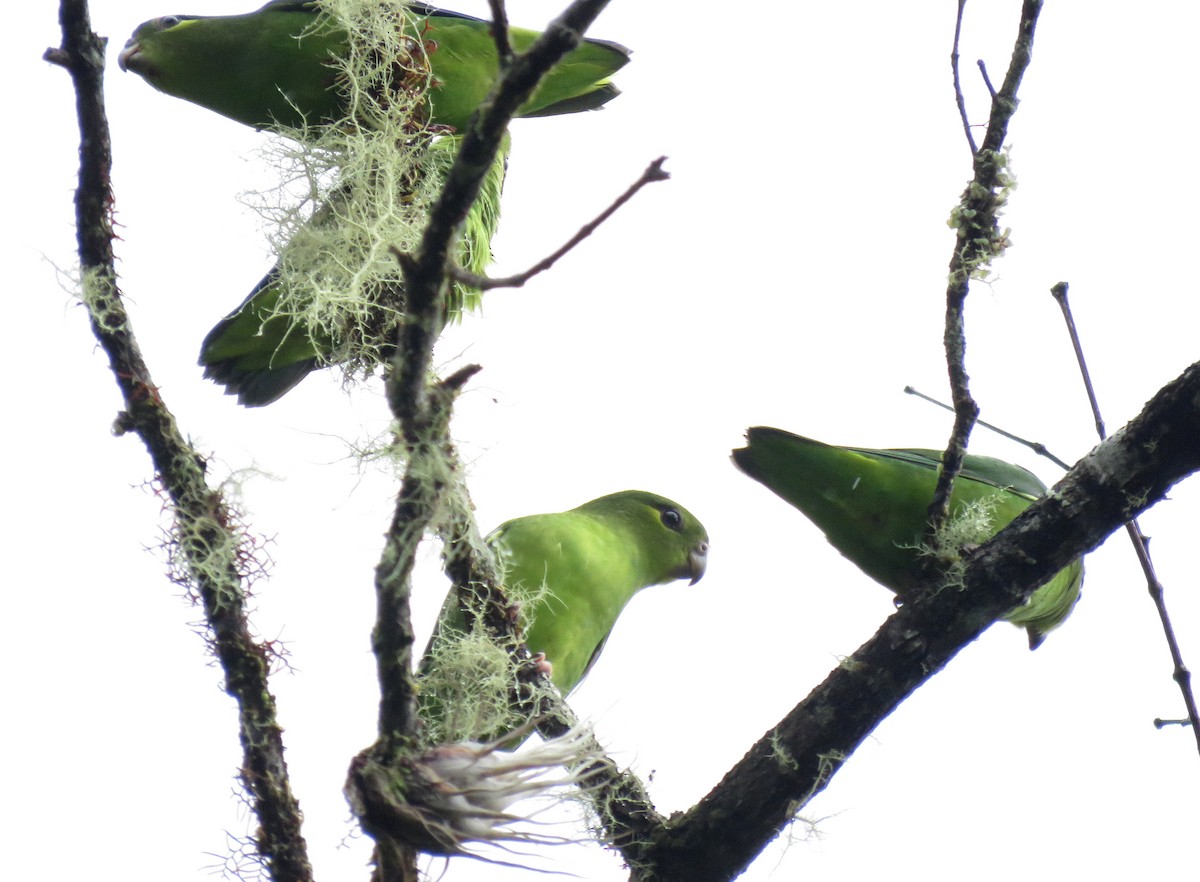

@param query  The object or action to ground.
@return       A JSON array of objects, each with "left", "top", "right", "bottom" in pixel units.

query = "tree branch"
[
  {"left": 950, "top": 0, "right": 978, "bottom": 155},
  {"left": 449, "top": 156, "right": 670, "bottom": 291},
  {"left": 356, "top": 3, "right": 626, "bottom": 876},
  {"left": 932, "top": 0, "right": 1043, "bottom": 530},
  {"left": 634, "top": 357, "right": 1200, "bottom": 882},
  {"left": 50, "top": 2, "right": 311, "bottom": 880}
]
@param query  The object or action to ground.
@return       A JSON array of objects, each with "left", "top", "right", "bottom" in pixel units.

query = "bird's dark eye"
[
  {"left": 660, "top": 508, "right": 683, "bottom": 532},
  {"left": 157, "top": 15, "right": 181, "bottom": 28}
]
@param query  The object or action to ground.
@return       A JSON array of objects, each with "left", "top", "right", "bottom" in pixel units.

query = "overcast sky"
[{"left": 9, "top": 1, "right": 1200, "bottom": 880}]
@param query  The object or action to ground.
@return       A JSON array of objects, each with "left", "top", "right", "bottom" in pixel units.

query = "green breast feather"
[{"left": 420, "top": 490, "right": 709, "bottom": 743}]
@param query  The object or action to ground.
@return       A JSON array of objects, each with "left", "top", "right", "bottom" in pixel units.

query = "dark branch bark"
[
  {"left": 630, "top": 357, "right": 1200, "bottom": 882},
  {"left": 50, "top": 2, "right": 311, "bottom": 880}
]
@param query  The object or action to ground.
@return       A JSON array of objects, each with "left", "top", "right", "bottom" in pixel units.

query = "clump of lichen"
[
  {"left": 921, "top": 496, "right": 1003, "bottom": 592},
  {"left": 246, "top": 0, "right": 503, "bottom": 389},
  {"left": 78, "top": 265, "right": 126, "bottom": 335},
  {"left": 946, "top": 147, "right": 1016, "bottom": 283},
  {"left": 419, "top": 569, "right": 554, "bottom": 746}
]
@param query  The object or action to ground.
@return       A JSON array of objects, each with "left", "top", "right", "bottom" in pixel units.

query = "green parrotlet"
[
  {"left": 118, "top": 2, "right": 631, "bottom": 405},
  {"left": 118, "top": 1, "right": 631, "bottom": 132},
  {"left": 732, "top": 427, "right": 1083, "bottom": 649},
  {"left": 421, "top": 490, "right": 709, "bottom": 743}
]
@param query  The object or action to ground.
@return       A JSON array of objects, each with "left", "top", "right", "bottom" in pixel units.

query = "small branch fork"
[
  {"left": 448, "top": 156, "right": 670, "bottom": 290},
  {"left": 930, "top": 0, "right": 1043, "bottom": 533},
  {"left": 950, "top": 0, "right": 978, "bottom": 154}
]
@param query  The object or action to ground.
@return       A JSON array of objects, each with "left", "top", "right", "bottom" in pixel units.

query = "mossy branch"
[
  {"left": 359, "top": 1, "right": 643, "bottom": 876},
  {"left": 932, "top": 0, "right": 1042, "bottom": 531},
  {"left": 386, "top": 104, "right": 669, "bottom": 869},
  {"left": 48, "top": 3, "right": 311, "bottom": 880},
  {"left": 371, "top": 0, "right": 616, "bottom": 747}
]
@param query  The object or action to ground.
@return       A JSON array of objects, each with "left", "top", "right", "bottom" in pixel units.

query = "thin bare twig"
[
  {"left": 977, "top": 59, "right": 998, "bottom": 97},
  {"left": 903, "top": 385, "right": 1072, "bottom": 469},
  {"left": 1051, "top": 282, "right": 1200, "bottom": 751},
  {"left": 49, "top": 2, "right": 311, "bottom": 879},
  {"left": 951, "top": 0, "right": 978, "bottom": 154},
  {"left": 449, "top": 156, "right": 670, "bottom": 290},
  {"left": 1050, "top": 282, "right": 1104, "bottom": 438}
]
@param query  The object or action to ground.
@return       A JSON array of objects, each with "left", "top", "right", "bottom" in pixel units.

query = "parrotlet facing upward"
[
  {"left": 118, "top": 1, "right": 632, "bottom": 132},
  {"left": 422, "top": 490, "right": 709, "bottom": 743},
  {"left": 732, "top": 427, "right": 1083, "bottom": 650},
  {"left": 118, "top": 2, "right": 631, "bottom": 405}
]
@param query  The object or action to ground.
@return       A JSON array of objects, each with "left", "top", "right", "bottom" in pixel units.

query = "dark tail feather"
[{"left": 201, "top": 358, "right": 319, "bottom": 407}]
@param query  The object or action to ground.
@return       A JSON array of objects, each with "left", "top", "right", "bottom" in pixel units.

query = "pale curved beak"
[
  {"left": 688, "top": 541, "right": 709, "bottom": 584},
  {"left": 117, "top": 40, "right": 140, "bottom": 73}
]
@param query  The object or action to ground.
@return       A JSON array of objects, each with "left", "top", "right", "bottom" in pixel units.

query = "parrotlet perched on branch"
[
  {"left": 421, "top": 491, "right": 709, "bottom": 743},
  {"left": 118, "top": 1, "right": 631, "bottom": 132},
  {"left": 118, "top": 2, "right": 631, "bottom": 405},
  {"left": 732, "top": 427, "right": 1082, "bottom": 649}
]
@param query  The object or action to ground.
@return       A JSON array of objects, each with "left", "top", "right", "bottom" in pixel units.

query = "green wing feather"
[
  {"left": 118, "top": 1, "right": 632, "bottom": 131},
  {"left": 420, "top": 490, "right": 708, "bottom": 743},
  {"left": 732, "top": 427, "right": 1083, "bottom": 649}
]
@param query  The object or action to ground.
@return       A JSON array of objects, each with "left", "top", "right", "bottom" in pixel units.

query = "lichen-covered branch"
[
  {"left": 48, "top": 3, "right": 311, "bottom": 880},
  {"left": 354, "top": 2, "right": 635, "bottom": 877},
  {"left": 629, "top": 357, "right": 1200, "bottom": 882},
  {"left": 932, "top": 0, "right": 1043, "bottom": 529},
  {"left": 369, "top": 0, "right": 616, "bottom": 748}
]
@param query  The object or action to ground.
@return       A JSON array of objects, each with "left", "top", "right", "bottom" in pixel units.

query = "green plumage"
[
  {"left": 119, "top": 2, "right": 631, "bottom": 405},
  {"left": 421, "top": 491, "right": 709, "bottom": 742},
  {"left": 118, "top": 1, "right": 632, "bottom": 132},
  {"left": 732, "top": 427, "right": 1083, "bottom": 649}
]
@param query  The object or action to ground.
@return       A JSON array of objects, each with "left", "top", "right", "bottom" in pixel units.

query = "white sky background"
[{"left": 7, "top": 0, "right": 1200, "bottom": 879}]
